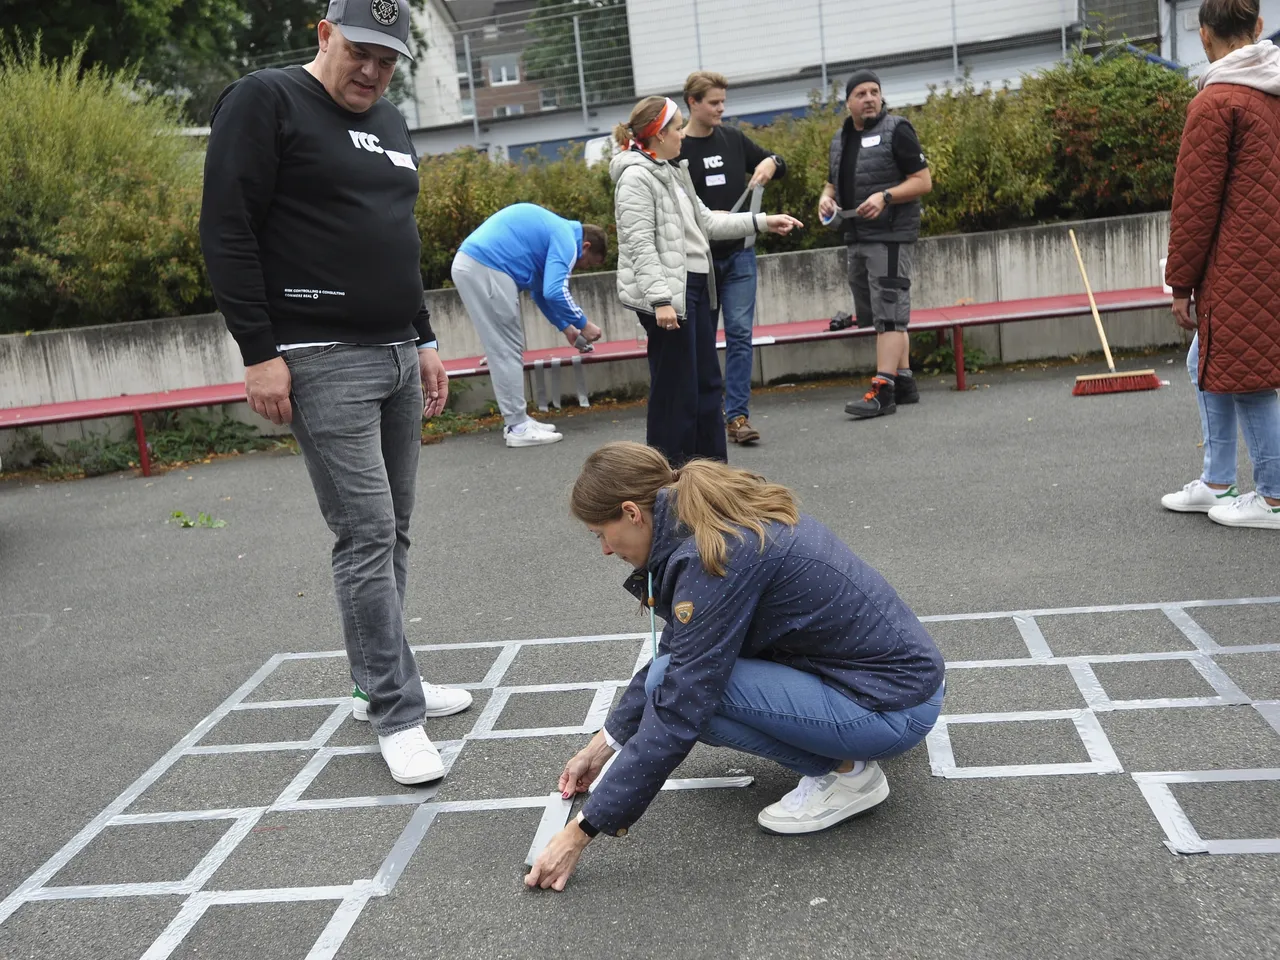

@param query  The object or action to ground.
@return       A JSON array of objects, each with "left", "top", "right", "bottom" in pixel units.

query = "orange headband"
[{"left": 635, "top": 97, "right": 679, "bottom": 142}]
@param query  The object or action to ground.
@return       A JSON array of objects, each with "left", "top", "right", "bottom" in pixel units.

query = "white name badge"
[
  {"left": 861, "top": 135, "right": 882, "bottom": 147},
  {"left": 705, "top": 173, "right": 726, "bottom": 186},
  {"left": 385, "top": 150, "right": 417, "bottom": 170}
]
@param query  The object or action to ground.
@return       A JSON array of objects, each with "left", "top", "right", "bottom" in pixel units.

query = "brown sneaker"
[{"left": 727, "top": 416, "right": 761, "bottom": 444}]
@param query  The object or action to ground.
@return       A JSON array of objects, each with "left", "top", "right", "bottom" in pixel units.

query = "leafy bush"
[
  {"left": 739, "top": 96, "right": 848, "bottom": 254},
  {"left": 0, "top": 40, "right": 1195, "bottom": 332},
  {"left": 1021, "top": 50, "right": 1195, "bottom": 217},
  {"left": 414, "top": 144, "right": 616, "bottom": 290},
  {"left": 0, "top": 36, "right": 211, "bottom": 334},
  {"left": 906, "top": 79, "right": 1054, "bottom": 234},
  {"left": 1, "top": 412, "right": 274, "bottom": 478}
]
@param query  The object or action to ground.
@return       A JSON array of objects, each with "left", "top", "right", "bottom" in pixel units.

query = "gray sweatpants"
[{"left": 451, "top": 250, "right": 530, "bottom": 427}]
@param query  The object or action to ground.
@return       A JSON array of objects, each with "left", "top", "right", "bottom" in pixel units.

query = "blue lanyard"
[{"left": 647, "top": 570, "right": 658, "bottom": 661}]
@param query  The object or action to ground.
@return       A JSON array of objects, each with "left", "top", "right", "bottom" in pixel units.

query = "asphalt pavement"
[{"left": 2, "top": 353, "right": 1278, "bottom": 960}]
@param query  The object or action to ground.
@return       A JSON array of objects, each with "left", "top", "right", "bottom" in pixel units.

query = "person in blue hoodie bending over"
[
  {"left": 452, "top": 204, "right": 608, "bottom": 447},
  {"left": 526, "top": 441, "right": 946, "bottom": 890}
]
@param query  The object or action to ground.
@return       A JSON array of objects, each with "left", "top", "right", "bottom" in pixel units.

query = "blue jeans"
[
  {"left": 1188, "top": 335, "right": 1280, "bottom": 498},
  {"left": 646, "top": 655, "right": 944, "bottom": 777},
  {"left": 713, "top": 247, "right": 758, "bottom": 422},
  {"left": 283, "top": 342, "right": 428, "bottom": 736}
]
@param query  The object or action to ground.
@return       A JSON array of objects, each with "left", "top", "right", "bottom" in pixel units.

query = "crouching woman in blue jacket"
[{"left": 526, "top": 441, "right": 945, "bottom": 890}]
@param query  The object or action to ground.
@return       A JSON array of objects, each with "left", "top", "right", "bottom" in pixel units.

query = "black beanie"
[{"left": 845, "top": 69, "right": 881, "bottom": 98}]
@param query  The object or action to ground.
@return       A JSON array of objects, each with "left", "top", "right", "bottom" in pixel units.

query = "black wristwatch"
[
  {"left": 882, "top": 189, "right": 893, "bottom": 205},
  {"left": 575, "top": 814, "right": 600, "bottom": 838}
]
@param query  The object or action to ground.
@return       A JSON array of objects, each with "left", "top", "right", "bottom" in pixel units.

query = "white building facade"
[
  {"left": 399, "top": 0, "right": 467, "bottom": 129},
  {"left": 408, "top": 0, "right": 1280, "bottom": 159}
]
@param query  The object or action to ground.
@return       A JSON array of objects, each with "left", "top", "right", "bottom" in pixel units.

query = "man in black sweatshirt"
[
  {"left": 199, "top": 0, "right": 470, "bottom": 788},
  {"left": 678, "top": 71, "right": 787, "bottom": 447}
]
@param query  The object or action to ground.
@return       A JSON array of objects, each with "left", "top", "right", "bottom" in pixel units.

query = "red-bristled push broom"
[{"left": 1069, "top": 228, "right": 1162, "bottom": 397}]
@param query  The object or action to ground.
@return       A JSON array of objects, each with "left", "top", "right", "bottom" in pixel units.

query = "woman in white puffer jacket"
[{"left": 610, "top": 96, "right": 802, "bottom": 466}]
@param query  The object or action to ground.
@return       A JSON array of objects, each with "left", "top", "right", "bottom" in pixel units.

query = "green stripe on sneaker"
[
  {"left": 352, "top": 684, "right": 370, "bottom": 702},
  {"left": 1216, "top": 486, "right": 1239, "bottom": 499}
]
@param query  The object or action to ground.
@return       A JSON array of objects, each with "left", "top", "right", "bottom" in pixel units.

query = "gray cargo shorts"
[{"left": 847, "top": 241, "right": 914, "bottom": 333}]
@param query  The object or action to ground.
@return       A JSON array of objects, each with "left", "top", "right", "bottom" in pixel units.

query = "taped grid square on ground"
[
  {"left": 1135, "top": 768, "right": 1280, "bottom": 855},
  {"left": 6, "top": 601, "right": 1280, "bottom": 955}
]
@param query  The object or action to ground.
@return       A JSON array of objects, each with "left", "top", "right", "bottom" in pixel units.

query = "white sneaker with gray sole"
[
  {"left": 352, "top": 679, "right": 473, "bottom": 722},
  {"left": 757, "top": 762, "right": 890, "bottom": 835},
  {"left": 505, "top": 420, "right": 563, "bottom": 447}
]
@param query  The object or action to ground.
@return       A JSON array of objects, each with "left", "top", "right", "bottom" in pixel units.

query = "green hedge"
[
  {"left": 0, "top": 37, "right": 211, "bottom": 333},
  {"left": 0, "top": 42, "right": 1195, "bottom": 334}
]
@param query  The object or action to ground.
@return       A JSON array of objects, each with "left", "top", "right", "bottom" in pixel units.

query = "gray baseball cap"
[{"left": 325, "top": 0, "right": 415, "bottom": 61}]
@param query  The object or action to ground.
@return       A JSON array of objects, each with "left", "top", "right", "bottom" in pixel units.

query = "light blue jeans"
[
  {"left": 646, "top": 654, "right": 944, "bottom": 777},
  {"left": 1187, "top": 335, "right": 1280, "bottom": 498},
  {"left": 713, "top": 247, "right": 759, "bottom": 423}
]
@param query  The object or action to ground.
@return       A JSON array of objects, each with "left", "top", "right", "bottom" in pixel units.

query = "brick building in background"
[{"left": 449, "top": 0, "right": 552, "bottom": 120}]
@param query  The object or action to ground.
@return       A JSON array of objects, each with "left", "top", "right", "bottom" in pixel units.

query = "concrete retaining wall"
[{"left": 0, "top": 211, "right": 1179, "bottom": 465}]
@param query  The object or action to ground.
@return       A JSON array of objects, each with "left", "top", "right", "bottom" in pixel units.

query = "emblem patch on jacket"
[{"left": 674, "top": 601, "right": 694, "bottom": 624}]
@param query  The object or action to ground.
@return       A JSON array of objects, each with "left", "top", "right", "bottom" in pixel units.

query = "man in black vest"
[{"left": 820, "top": 70, "right": 933, "bottom": 419}]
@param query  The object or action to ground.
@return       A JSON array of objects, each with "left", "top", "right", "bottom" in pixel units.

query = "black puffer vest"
[{"left": 827, "top": 112, "right": 922, "bottom": 243}]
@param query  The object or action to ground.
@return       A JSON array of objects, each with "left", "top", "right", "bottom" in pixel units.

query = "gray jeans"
[
  {"left": 847, "top": 241, "right": 914, "bottom": 333},
  {"left": 451, "top": 250, "right": 530, "bottom": 427},
  {"left": 283, "top": 341, "right": 427, "bottom": 735}
]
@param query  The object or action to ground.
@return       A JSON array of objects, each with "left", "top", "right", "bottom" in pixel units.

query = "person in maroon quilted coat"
[{"left": 1164, "top": 0, "right": 1280, "bottom": 530}]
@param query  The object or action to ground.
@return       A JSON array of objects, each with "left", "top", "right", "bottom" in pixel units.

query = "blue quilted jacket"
[{"left": 580, "top": 489, "right": 944, "bottom": 836}]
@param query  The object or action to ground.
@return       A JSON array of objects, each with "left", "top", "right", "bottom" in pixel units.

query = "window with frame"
[
  {"left": 488, "top": 53, "right": 520, "bottom": 86},
  {"left": 493, "top": 103, "right": 525, "bottom": 117}
]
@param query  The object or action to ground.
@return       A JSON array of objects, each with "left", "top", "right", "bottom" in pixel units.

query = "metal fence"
[
  {"left": 202, "top": 0, "right": 1167, "bottom": 134},
  {"left": 448, "top": 0, "right": 1164, "bottom": 124},
  {"left": 450, "top": 1, "right": 635, "bottom": 123}
]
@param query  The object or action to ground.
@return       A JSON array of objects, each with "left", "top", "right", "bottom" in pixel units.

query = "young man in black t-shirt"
[
  {"left": 678, "top": 71, "right": 787, "bottom": 446},
  {"left": 200, "top": 0, "right": 471, "bottom": 789}
]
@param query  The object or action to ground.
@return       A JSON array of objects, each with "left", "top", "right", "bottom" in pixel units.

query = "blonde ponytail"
[
  {"left": 612, "top": 121, "right": 633, "bottom": 149},
  {"left": 570, "top": 442, "right": 800, "bottom": 577},
  {"left": 669, "top": 460, "right": 799, "bottom": 577}
]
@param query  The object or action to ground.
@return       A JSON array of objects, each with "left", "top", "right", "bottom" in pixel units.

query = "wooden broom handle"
[{"left": 1069, "top": 228, "right": 1116, "bottom": 373}]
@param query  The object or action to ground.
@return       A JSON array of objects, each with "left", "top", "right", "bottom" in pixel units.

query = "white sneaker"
[
  {"left": 1208, "top": 490, "right": 1280, "bottom": 529},
  {"left": 1161, "top": 479, "right": 1238, "bottom": 513},
  {"left": 378, "top": 726, "right": 444, "bottom": 785},
  {"left": 504, "top": 421, "right": 563, "bottom": 447},
  {"left": 352, "top": 678, "right": 473, "bottom": 722},
  {"left": 756, "top": 762, "right": 890, "bottom": 835}
]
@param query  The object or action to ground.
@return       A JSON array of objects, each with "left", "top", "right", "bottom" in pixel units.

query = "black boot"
[
  {"left": 895, "top": 375, "right": 919, "bottom": 405},
  {"left": 845, "top": 376, "right": 897, "bottom": 419}
]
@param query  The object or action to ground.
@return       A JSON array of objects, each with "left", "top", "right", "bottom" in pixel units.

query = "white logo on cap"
[{"left": 370, "top": 0, "right": 398, "bottom": 26}]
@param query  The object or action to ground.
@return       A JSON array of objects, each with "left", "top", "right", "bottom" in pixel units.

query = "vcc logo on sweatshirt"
[
  {"left": 349, "top": 129, "right": 418, "bottom": 170},
  {"left": 349, "top": 130, "right": 384, "bottom": 154}
]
